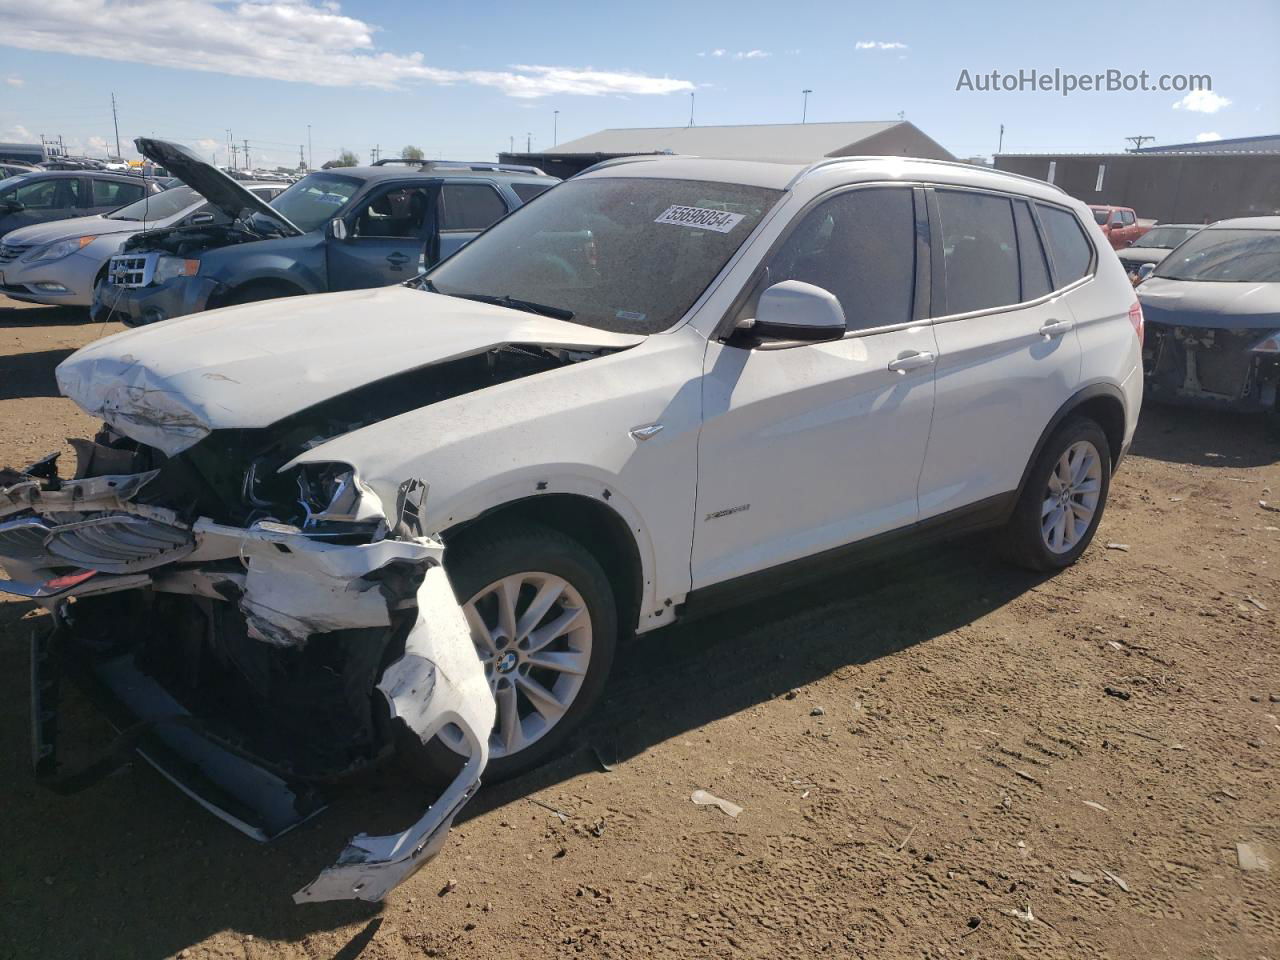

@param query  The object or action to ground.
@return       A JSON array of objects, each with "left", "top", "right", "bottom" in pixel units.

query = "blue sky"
[{"left": 1, "top": 0, "right": 1276, "bottom": 169}]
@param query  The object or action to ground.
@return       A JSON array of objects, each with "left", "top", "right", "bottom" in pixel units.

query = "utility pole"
[
  {"left": 802, "top": 89, "right": 812, "bottom": 124},
  {"left": 998, "top": 123, "right": 1005, "bottom": 154},
  {"left": 1125, "top": 135, "right": 1155, "bottom": 152},
  {"left": 229, "top": 142, "right": 238, "bottom": 169},
  {"left": 299, "top": 145, "right": 305, "bottom": 170},
  {"left": 689, "top": 91, "right": 695, "bottom": 127},
  {"left": 509, "top": 135, "right": 514, "bottom": 153},
  {"left": 111, "top": 92, "right": 122, "bottom": 160},
  {"left": 553, "top": 109, "right": 559, "bottom": 146},
  {"left": 243, "top": 139, "right": 250, "bottom": 170},
  {"left": 526, "top": 132, "right": 531, "bottom": 152},
  {"left": 307, "top": 124, "right": 313, "bottom": 171},
  {"left": 226, "top": 129, "right": 233, "bottom": 169}
]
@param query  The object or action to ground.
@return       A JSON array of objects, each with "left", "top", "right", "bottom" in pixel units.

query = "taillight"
[{"left": 1128, "top": 300, "right": 1144, "bottom": 346}]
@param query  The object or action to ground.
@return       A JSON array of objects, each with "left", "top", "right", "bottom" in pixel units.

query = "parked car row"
[
  {"left": 0, "top": 153, "right": 1145, "bottom": 903},
  {"left": 0, "top": 170, "right": 164, "bottom": 242}
]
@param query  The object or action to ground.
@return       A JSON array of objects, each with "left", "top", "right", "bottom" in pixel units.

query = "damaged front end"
[
  {"left": 1143, "top": 323, "right": 1280, "bottom": 414},
  {"left": 1, "top": 434, "right": 494, "bottom": 904}
]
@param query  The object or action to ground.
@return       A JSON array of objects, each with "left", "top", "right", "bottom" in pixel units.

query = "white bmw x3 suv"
[{"left": 1, "top": 155, "right": 1142, "bottom": 901}]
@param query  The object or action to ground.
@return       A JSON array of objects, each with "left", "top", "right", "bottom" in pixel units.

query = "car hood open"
[
  {"left": 135, "top": 137, "right": 301, "bottom": 237},
  {"left": 1137, "top": 276, "right": 1280, "bottom": 331},
  {"left": 56, "top": 285, "right": 646, "bottom": 456}
]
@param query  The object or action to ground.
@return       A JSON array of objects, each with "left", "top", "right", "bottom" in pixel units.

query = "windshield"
[
  {"left": 107, "top": 184, "right": 200, "bottom": 221},
  {"left": 1153, "top": 229, "right": 1280, "bottom": 283},
  {"left": 1091, "top": 209, "right": 1110, "bottom": 225},
  {"left": 426, "top": 177, "right": 782, "bottom": 334},
  {"left": 1131, "top": 226, "right": 1200, "bottom": 249},
  {"left": 256, "top": 173, "right": 360, "bottom": 233}
]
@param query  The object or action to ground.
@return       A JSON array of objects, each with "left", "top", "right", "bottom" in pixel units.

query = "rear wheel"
[
  {"left": 400, "top": 521, "right": 617, "bottom": 784},
  {"left": 1001, "top": 417, "right": 1111, "bottom": 571}
]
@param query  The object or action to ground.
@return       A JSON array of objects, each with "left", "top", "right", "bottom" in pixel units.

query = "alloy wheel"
[
  {"left": 440, "top": 571, "right": 592, "bottom": 760},
  {"left": 1040, "top": 440, "right": 1102, "bottom": 554}
]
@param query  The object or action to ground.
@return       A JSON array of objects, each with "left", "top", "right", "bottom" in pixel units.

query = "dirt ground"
[{"left": 1, "top": 294, "right": 1277, "bottom": 960}]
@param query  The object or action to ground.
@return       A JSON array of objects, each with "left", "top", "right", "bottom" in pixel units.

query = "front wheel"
[
  {"left": 1000, "top": 417, "right": 1112, "bottom": 571},
  {"left": 400, "top": 521, "right": 618, "bottom": 784}
]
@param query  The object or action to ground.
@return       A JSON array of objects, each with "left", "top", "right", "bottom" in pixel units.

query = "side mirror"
[
  {"left": 330, "top": 219, "right": 348, "bottom": 241},
  {"left": 1136, "top": 263, "right": 1156, "bottom": 282},
  {"left": 744, "top": 280, "right": 847, "bottom": 343},
  {"left": 1, "top": 199, "right": 24, "bottom": 213}
]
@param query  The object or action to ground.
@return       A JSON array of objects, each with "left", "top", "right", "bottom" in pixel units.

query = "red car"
[{"left": 1090, "top": 205, "right": 1150, "bottom": 249}]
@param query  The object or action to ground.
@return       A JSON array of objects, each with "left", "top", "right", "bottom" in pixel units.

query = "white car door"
[
  {"left": 917, "top": 189, "right": 1084, "bottom": 519},
  {"left": 692, "top": 186, "right": 938, "bottom": 590}
]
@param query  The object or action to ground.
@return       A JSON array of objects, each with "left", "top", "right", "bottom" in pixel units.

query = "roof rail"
[
  {"left": 371, "top": 158, "right": 549, "bottom": 175},
  {"left": 790, "top": 155, "right": 1068, "bottom": 195}
]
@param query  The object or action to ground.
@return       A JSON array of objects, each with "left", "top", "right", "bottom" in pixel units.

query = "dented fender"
[{"left": 294, "top": 565, "right": 495, "bottom": 903}]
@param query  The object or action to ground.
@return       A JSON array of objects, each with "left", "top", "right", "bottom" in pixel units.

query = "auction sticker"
[{"left": 654, "top": 205, "right": 745, "bottom": 233}]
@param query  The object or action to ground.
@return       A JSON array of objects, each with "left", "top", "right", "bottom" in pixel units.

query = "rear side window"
[
  {"left": 935, "top": 190, "right": 1020, "bottom": 314},
  {"left": 1012, "top": 200, "right": 1052, "bottom": 300},
  {"left": 92, "top": 179, "right": 144, "bottom": 207},
  {"left": 755, "top": 186, "right": 916, "bottom": 332},
  {"left": 1037, "top": 204, "right": 1094, "bottom": 285},
  {"left": 511, "top": 181, "right": 554, "bottom": 204},
  {"left": 440, "top": 183, "right": 508, "bottom": 232}
]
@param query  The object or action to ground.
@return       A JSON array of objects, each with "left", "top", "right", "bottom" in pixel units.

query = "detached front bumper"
[
  {"left": 1143, "top": 322, "right": 1280, "bottom": 413},
  {"left": 2, "top": 460, "right": 495, "bottom": 904},
  {"left": 91, "top": 275, "right": 220, "bottom": 325}
]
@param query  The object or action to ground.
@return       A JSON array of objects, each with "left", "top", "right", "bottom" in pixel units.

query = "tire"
[
  {"left": 400, "top": 521, "right": 618, "bottom": 784},
  {"left": 218, "top": 281, "right": 301, "bottom": 308},
  {"left": 1000, "top": 417, "right": 1112, "bottom": 572}
]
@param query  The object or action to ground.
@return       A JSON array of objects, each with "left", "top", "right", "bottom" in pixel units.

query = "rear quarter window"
[
  {"left": 1037, "top": 204, "right": 1094, "bottom": 286},
  {"left": 511, "top": 181, "right": 555, "bottom": 204}
]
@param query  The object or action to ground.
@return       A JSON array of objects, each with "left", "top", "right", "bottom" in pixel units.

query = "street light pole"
[
  {"left": 802, "top": 89, "right": 813, "bottom": 124},
  {"left": 307, "top": 124, "right": 312, "bottom": 171},
  {"left": 553, "top": 109, "right": 559, "bottom": 146},
  {"left": 689, "top": 91, "right": 695, "bottom": 127}
]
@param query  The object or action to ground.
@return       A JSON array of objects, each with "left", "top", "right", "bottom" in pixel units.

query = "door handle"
[
  {"left": 386, "top": 252, "right": 411, "bottom": 267},
  {"left": 1039, "top": 318, "right": 1074, "bottom": 338},
  {"left": 887, "top": 351, "right": 936, "bottom": 374}
]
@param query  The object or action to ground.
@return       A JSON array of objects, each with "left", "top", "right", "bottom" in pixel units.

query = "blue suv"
[{"left": 92, "top": 138, "right": 558, "bottom": 325}]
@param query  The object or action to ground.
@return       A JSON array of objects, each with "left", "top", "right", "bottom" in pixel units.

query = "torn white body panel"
[
  {"left": 295, "top": 566, "right": 495, "bottom": 903},
  {"left": 55, "top": 287, "right": 643, "bottom": 456}
]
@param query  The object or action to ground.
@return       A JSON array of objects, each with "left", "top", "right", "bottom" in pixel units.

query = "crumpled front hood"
[
  {"left": 56, "top": 285, "right": 645, "bottom": 456},
  {"left": 1, "top": 213, "right": 135, "bottom": 248},
  {"left": 1137, "top": 277, "right": 1280, "bottom": 331}
]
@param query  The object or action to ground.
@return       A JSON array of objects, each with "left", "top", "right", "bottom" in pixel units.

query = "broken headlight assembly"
[{"left": 295, "top": 462, "right": 387, "bottom": 536}]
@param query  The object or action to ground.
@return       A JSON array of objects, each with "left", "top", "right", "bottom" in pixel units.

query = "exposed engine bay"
[
  {"left": 117, "top": 220, "right": 279, "bottom": 258},
  {"left": 0, "top": 340, "right": 615, "bottom": 904},
  {"left": 1143, "top": 322, "right": 1280, "bottom": 414}
]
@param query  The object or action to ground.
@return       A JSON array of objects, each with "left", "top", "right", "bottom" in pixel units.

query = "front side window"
[
  {"left": 440, "top": 183, "right": 508, "bottom": 232},
  {"left": 92, "top": 179, "right": 144, "bottom": 207},
  {"left": 1154, "top": 229, "right": 1280, "bottom": 282},
  {"left": 935, "top": 190, "right": 1020, "bottom": 315},
  {"left": 264, "top": 173, "right": 361, "bottom": 233},
  {"left": 352, "top": 186, "right": 433, "bottom": 239},
  {"left": 13, "top": 177, "right": 80, "bottom": 210},
  {"left": 1037, "top": 204, "right": 1094, "bottom": 285},
  {"left": 750, "top": 186, "right": 916, "bottom": 331},
  {"left": 427, "top": 176, "right": 781, "bottom": 335}
]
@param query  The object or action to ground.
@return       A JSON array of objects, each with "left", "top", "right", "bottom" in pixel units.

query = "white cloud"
[
  {"left": 1194, "top": 131, "right": 1223, "bottom": 142},
  {"left": 3, "top": 124, "right": 38, "bottom": 143},
  {"left": 734, "top": 49, "right": 771, "bottom": 60},
  {"left": 711, "top": 48, "right": 726, "bottom": 57},
  {"left": 1172, "top": 90, "right": 1231, "bottom": 113},
  {"left": 0, "top": 0, "right": 693, "bottom": 97},
  {"left": 4, "top": 75, "right": 23, "bottom": 86},
  {"left": 856, "top": 40, "right": 908, "bottom": 50}
]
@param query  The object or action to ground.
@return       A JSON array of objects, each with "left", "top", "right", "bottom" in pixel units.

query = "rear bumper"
[{"left": 91, "top": 276, "right": 220, "bottom": 325}]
